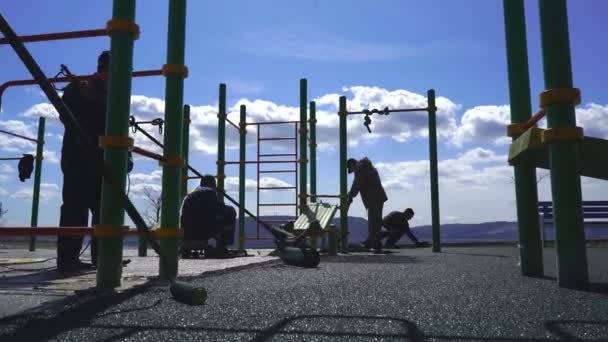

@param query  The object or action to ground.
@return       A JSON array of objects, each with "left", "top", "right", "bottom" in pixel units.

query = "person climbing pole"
[{"left": 346, "top": 157, "right": 387, "bottom": 253}]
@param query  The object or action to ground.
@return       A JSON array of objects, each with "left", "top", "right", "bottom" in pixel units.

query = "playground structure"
[
  {"left": 212, "top": 80, "right": 441, "bottom": 253},
  {"left": 0, "top": 0, "right": 602, "bottom": 292},
  {"left": 504, "top": 0, "right": 608, "bottom": 289}
]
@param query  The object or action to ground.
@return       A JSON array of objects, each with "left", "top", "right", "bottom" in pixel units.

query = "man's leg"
[
  {"left": 58, "top": 170, "right": 89, "bottom": 270},
  {"left": 367, "top": 204, "right": 383, "bottom": 251}
]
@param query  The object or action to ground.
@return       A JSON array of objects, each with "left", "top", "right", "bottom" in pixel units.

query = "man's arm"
[{"left": 348, "top": 173, "right": 360, "bottom": 204}]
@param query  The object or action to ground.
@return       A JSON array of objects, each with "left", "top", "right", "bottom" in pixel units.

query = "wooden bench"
[
  {"left": 538, "top": 201, "right": 608, "bottom": 245},
  {"left": 281, "top": 202, "right": 340, "bottom": 254}
]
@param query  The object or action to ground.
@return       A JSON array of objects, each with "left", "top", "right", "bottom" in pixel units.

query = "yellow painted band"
[
  {"left": 93, "top": 225, "right": 129, "bottom": 237},
  {"left": 106, "top": 19, "right": 140, "bottom": 40},
  {"left": 98, "top": 136, "right": 134, "bottom": 150},
  {"left": 153, "top": 228, "right": 180, "bottom": 238},
  {"left": 541, "top": 127, "right": 584, "bottom": 144},
  {"left": 539, "top": 88, "right": 581, "bottom": 108},
  {"left": 162, "top": 64, "right": 189, "bottom": 78},
  {"left": 506, "top": 123, "right": 528, "bottom": 137}
]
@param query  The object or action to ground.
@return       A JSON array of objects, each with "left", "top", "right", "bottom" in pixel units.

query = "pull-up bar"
[
  {"left": 0, "top": 28, "right": 107, "bottom": 45},
  {"left": 345, "top": 106, "right": 434, "bottom": 115},
  {"left": 0, "top": 69, "right": 163, "bottom": 110},
  {"left": 0, "top": 128, "right": 39, "bottom": 143}
]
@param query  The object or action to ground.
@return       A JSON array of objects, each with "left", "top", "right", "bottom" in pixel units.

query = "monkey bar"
[{"left": 0, "top": 28, "right": 107, "bottom": 45}]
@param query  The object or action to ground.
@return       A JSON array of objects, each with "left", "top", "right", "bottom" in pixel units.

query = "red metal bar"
[
  {"left": 132, "top": 146, "right": 166, "bottom": 162},
  {"left": 522, "top": 109, "right": 546, "bottom": 130},
  {"left": 225, "top": 117, "right": 240, "bottom": 130},
  {"left": 0, "top": 29, "right": 107, "bottom": 45},
  {"left": 259, "top": 153, "right": 296, "bottom": 157},
  {"left": 346, "top": 107, "right": 429, "bottom": 115},
  {"left": 259, "top": 137, "right": 296, "bottom": 141},
  {"left": 308, "top": 194, "right": 342, "bottom": 198},
  {"left": 259, "top": 186, "right": 297, "bottom": 190},
  {"left": 0, "top": 157, "right": 22, "bottom": 161},
  {"left": 0, "top": 70, "right": 163, "bottom": 110},
  {"left": 0, "top": 128, "right": 38, "bottom": 143},
  {"left": 247, "top": 120, "right": 300, "bottom": 125},
  {"left": 0, "top": 227, "right": 141, "bottom": 237},
  {"left": 256, "top": 124, "right": 261, "bottom": 238},
  {"left": 224, "top": 160, "right": 299, "bottom": 165}
]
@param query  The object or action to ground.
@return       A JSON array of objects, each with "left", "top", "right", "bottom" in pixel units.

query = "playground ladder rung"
[
  {"left": 260, "top": 219, "right": 295, "bottom": 222},
  {"left": 259, "top": 153, "right": 297, "bottom": 157},
  {"left": 259, "top": 170, "right": 296, "bottom": 173},
  {"left": 258, "top": 203, "right": 297, "bottom": 206}
]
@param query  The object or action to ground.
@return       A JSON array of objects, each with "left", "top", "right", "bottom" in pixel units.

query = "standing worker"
[
  {"left": 57, "top": 51, "right": 132, "bottom": 273},
  {"left": 346, "top": 157, "right": 387, "bottom": 253}
]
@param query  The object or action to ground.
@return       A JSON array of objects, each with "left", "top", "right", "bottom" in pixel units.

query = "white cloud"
[
  {"left": 0, "top": 187, "right": 8, "bottom": 196},
  {"left": 454, "top": 105, "right": 511, "bottom": 146},
  {"left": 21, "top": 103, "right": 59, "bottom": 120},
  {"left": 376, "top": 148, "right": 510, "bottom": 191},
  {"left": 576, "top": 103, "right": 608, "bottom": 139},
  {"left": 0, "top": 120, "right": 37, "bottom": 152},
  {"left": 11, "top": 183, "right": 60, "bottom": 201},
  {"left": 229, "top": 80, "right": 265, "bottom": 95}
]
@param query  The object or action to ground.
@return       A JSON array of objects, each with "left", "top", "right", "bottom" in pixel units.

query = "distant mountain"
[{"left": 2, "top": 216, "right": 606, "bottom": 249}]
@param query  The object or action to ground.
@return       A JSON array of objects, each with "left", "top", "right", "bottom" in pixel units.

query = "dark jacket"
[
  {"left": 382, "top": 211, "right": 409, "bottom": 232},
  {"left": 180, "top": 186, "right": 226, "bottom": 240},
  {"left": 349, "top": 157, "right": 387, "bottom": 209},
  {"left": 60, "top": 79, "right": 107, "bottom": 172}
]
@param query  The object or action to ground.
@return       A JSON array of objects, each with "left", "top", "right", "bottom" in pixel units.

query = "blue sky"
[{"left": 1, "top": 0, "right": 607, "bottom": 228}]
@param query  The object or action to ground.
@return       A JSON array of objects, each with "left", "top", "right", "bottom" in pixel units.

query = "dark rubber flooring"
[{"left": 0, "top": 247, "right": 606, "bottom": 341}]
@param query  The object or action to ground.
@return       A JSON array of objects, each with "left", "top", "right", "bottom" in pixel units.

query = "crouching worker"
[
  {"left": 380, "top": 208, "right": 429, "bottom": 248},
  {"left": 180, "top": 175, "right": 236, "bottom": 258}
]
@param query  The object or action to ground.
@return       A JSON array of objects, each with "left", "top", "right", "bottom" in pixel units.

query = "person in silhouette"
[
  {"left": 380, "top": 208, "right": 428, "bottom": 248},
  {"left": 347, "top": 157, "right": 387, "bottom": 253},
  {"left": 58, "top": 51, "right": 132, "bottom": 272},
  {"left": 180, "top": 175, "right": 236, "bottom": 258}
]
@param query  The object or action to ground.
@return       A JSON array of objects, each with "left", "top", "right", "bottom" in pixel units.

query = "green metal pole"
[
  {"left": 238, "top": 105, "right": 246, "bottom": 249},
  {"left": 217, "top": 84, "right": 227, "bottom": 203},
  {"left": 97, "top": 0, "right": 137, "bottom": 288},
  {"left": 299, "top": 79, "right": 308, "bottom": 212},
  {"left": 339, "top": 96, "right": 348, "bottom": 253},
  {"left": 309, "top": 101, "right": 317, "bottom": 203},
  {"left": 503, "top": 0, "right": 543, "bottom": 277},
  {"left": 427, "top": 90, "right": 441, "bottom": 253},
  {"left": 538, "top": 0, "right": 588, "bottom": 289},
  {"left": 29, "top": 117, "right": 45, "bottom": 252},
  {"left": 159, "top": 0, "right": 187, "bottom": 280},
  {"left": 181, "top": 104, "right": 190, "bottom": 201}
]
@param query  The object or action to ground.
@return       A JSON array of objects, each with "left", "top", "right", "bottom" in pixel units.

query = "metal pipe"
[
  {"left": 0, "top": 227, "right": 179, "bottom": 237},
  {"left": 0, "top": 128, "right": 39, "bottom": 143},
  {"left": 256, "top": 119, "right": 260, "bottom": 239},
  {"left": 310, "top": 101, "right": 317, "bottom": 203},
  {"left": 225, "top": 117, "right": 239, "bottom": 130},
  {"left": 345, "top": 107, "right": 430, "bottom": 115},
  {"left": 522, "top": 109, "right": 546, "bottom": 130},
  {"left": 0, "top": 70, "right": 163, "bottom": 111},
  {"left": 0, "top": 28, "right": 107, "bottom": 45},
  {"left": 159, "top": 0, "right": 187, "bottom": 280},
  {"left": 259, "top": 153, "right": 296, "bottom": 157},
  {"left": 0, "top": 157, "right": 22, "bottom": 161},
  {"left": 259, "top": 137, "right": 296, "bottom": 141},
  {"left": 503, "top": 0, "right": 543, "bottom": 276},
  {"left": 308, "top": 194, "right": 341, "bottom": 198},
  {"left": 132, "top": 146, "right": 166, "bottom": 161},
  {"left": 238, "top": 104, "right": 246, "bottom": 249},
  {"left": 428, "top": 89, "right": 441, "bottom": 253},
  {"left": 259, "top": 186, "right": 297, "bottom": 190},
  {"left": 223, "top": 160, "right": 299, "bottom": 165},
  {"left": 29, "top": 117, "right": 45, "bottom": 251},
  {"left": 217, "top": 84, "right": 227, "bottom": 201},
  {"left": 299, "top": 79, "right": 308, "bottom": 213},
  {"left": 339, "top": 96, "right": 348, "bottom": 253},
  {"left": 97, "top": 0, "right": 137, "bottom": 288},
  {"left": 539, "top": 0, "right": 588, "bottom": 289},
  {"left": 247, "top": 120, "right": 300, "bottom": 125}
]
